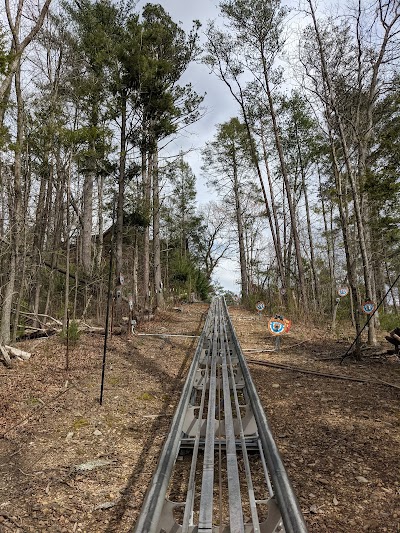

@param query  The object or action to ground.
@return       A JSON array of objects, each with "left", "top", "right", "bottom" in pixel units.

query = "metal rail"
[{"left": 134, "top": 298, "right": 308, "bottom": 533}]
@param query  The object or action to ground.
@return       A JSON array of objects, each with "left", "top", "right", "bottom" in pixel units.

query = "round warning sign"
[
  {"left": 256, "top": 301, "right": 265, "bottom": 311},
  {"left": 268, "top": 317, "right": 286, "bottom": 336},
  {"left": 362, "top": 301, "right": 376, "bottom": 314},
  {"left": 338, "top": 286, "right": 349, "bottom": 297}
]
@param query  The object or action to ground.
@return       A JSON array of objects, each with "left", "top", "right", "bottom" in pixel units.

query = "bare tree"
[
  {"left": 304, "top": 0, "right": 400, "bottom": 344},
  {"left": 1, "top": 0, "right": 52, "bottom": 102},
  {"left": 196, "top": 202, "right": 232, "bottom": 281}
]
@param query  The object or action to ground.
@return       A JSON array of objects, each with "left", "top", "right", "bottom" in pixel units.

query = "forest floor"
[{"left": 0, "top": 303, "right": 399, "bottom": 533}]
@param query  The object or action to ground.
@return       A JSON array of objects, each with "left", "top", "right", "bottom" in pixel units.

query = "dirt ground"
[{"left": 0, "top": 303, "right": 399, "bottom": 532}]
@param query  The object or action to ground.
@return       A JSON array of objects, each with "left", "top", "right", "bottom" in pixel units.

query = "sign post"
[
  {"left": 268, "top": 315, "right": 291, "bottom": 352},
  {"left": 338, "top": 286, "right": 349, "bottom": 297},
  {"left": 362, "top": 301, "right": 376, "bottom": 315},
  {"left": 256, "top": 301, "right": 265, "bottom": 319}
]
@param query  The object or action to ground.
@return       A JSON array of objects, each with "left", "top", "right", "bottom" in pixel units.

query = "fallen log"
[
  {"left": 5, "top": 345, "right": 31, "bottom": 360},
  {"left": 0, "top": 344, "right": 12, "bottom": 368},
  {"left": 0, "top": 344, "right": 33, "bottom": 366},
  {"left": 18, "top": 311, "right": 63, "bottom": 326},
  {"left": 16, "top": 327, "right": 58, "bottom": 340},
  {"left": 84, "top": 326, "right": 106, "bottom": 334}
]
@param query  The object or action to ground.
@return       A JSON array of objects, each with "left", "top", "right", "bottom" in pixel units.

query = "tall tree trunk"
[
  {"left": 259, "top": 120, "right": 287, "bottom": 300},
  {"left": 295, "top": 122, "right": 320, "bottom": 310},
  {"left": 141, "top": 148, "right": 151, "bottom": 312},
  {"left": 329, "top": 126, "right": 362, "bottom": 358},
  {"left": 32, "top": 158, "right": 49, "bottom": 327},
  {"left": 113, "top": 97, "right": 127, "bottom": 326},
  {"left": 241, "top": 113, "right": 286, "bottom": 295},
  {"left": 1, "top": 64, "right": 23, "bottom": 343},
  {"left": 81, "top": 171, "right": 93, "bottom": 276},
  {"left": 233, "top": 159, "right": 248, "bottom": 300},
  {"left": 96, "top": 173, "right": 104, "bottom": 272},
  {"left": 260, "top": 56, "right": 308, "bottom": 310},
  {"left": 116, "top": 95, "right": 126, "bottom": 283},
  {"left": 318, "top": 166, "right": 335, "bottom": 313},
  {"left": 133, "top": 228, "right": 139, "bottom": 310},
  {"left": 45, "top": 162, "right": 64, "bottom": 317},
  {"left": 385, "top": 262, "right": 398, "bottom": 314},
  {"left": 63, "top": 159, "right": 71, "bottom": 331},
  {"left": 152, "top": 149, "right": 164, "bottom": 309}
]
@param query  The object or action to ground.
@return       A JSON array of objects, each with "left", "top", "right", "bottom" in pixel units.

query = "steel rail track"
[{"left": 134, "top": 298, "right": 308, "bottom": 533}]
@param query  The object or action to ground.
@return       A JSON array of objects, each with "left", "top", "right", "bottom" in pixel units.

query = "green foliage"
[
  {"left": 379, "top": 313, "right": 400, "bottom": 332},
  {"left": 219, "top": 290, "right": 237, "bottom": 305},
  {"left": 137, "top": 5, "right": 203, "bottom": 149},
  {"left": 220, "top": 0, "right": 289, "bottom": 55},
  {"left": 61, "top": 320, "right": 81, "bottom": 346},
  {"left": 73, "top": 417, "right": 89, "bottom": 430},
  {"left": 123, "top": 209, "right": 150, "bottom": 228},
  {"left": 194, "top": 270, "right": 211, "bottom": 300},
  {"left": 164, "top": 156, "right": 202, "bottom": 256},
  {"left": 169, "top": 252, "right": 211, "bottom": 300},
  {"left": 139, "top": 392, "right": 154, "bottom": 401}
]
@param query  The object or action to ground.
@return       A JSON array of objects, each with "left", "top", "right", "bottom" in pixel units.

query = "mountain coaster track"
[{"left": 134, "top": 297, "right": 308, "bottom": 533}]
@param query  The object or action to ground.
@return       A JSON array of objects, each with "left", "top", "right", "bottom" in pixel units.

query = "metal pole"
[
  {"left": 99, "top": 197, "right": 116, "bottom": 405},
  {"left": 65, "top": 309, "right": 69, "bottom": 371},
  {"left": 341, "top": 272, "right": 400, "bottom": 364},
  {"left": 275, "top": 336, "right": 281, "bottom": 352}
]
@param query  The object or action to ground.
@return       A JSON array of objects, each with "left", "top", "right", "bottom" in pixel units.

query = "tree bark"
[
  {"left": 294, "top": 120, "right": 320, "bottom": 311},
  {"left": 141, "top": 148, "right": 151, "bottom": 312},
  {"left": 116, "top": 94, "right": 126, "bottom": 283},
  {"left": 259, "top": 120, "right": 287, "bottom": 300},
  {"left": 133, "top": 228, "right": 139, "bottom": 310},
  {"left": 0, "top": 60, "right": 23, "bottom": 344},
  {"left": 233, "top": 156, "right": 248, "bottom": 300},
  {"left": 81, "top": 171, "right": 93, "bottom": 276},
  {"left": 152, "top": 149, "right": 164, "bottom": 309},
  {"left": 318, "top": 166, "right": 335, "bottom": 313},
  {"left": 260, "top": 54, "right": 308, "bottom": 310},
  {"left": 96, "top": 172, "right": 104, "bottom": 272},
  {"left": 328, "top": 125, "right": 362, "bottom": 358},
  {"left": 63, "top": 158, "right": 72, "bottom": 331}
]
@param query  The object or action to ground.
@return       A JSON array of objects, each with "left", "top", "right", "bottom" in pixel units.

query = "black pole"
[
  {"left": 100, "top": 197, "right": 116, "bottom": 405},
  {"left": 66, "top": 308, "right": 69, "bottom": 371},
  {"left": 341, "top": 272, "right": 400, "bottom": 364}
]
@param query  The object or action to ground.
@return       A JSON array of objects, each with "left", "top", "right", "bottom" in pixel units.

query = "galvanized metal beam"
[{"left": 134, "top": 298, "right": 308, "bottom": 533}]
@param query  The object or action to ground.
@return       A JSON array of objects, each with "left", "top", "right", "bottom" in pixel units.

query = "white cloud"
[{"left": 212, "top": 257, "right": 240, "bottom": 293}]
